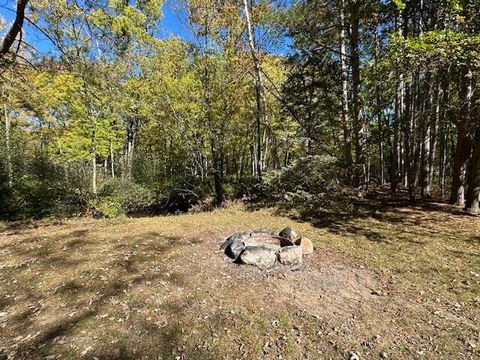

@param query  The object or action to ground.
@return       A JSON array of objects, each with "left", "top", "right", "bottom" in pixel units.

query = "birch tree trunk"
[
  {"left": 339, "top": 0, "right": 352, "bottom": 179},
  {"left": 110, "top": 138, "right": 115, "bottom": 179},
  {"left": 4, "top": 100, "right": 12, "bottom": 188},
  {"left": 243, "top": 0, "right": 264, "bottom": 179},
  {"left": 91, "top": 127, "right": 97, "bottom": 197}
]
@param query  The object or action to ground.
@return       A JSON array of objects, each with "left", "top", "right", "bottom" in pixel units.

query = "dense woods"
[{"left": 0, "top": 0, "right": 479, "bottom": 219}]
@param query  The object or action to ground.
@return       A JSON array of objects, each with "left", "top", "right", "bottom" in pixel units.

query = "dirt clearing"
[{"left": 0, "top": 202, "right": 478, "bottom": 359}]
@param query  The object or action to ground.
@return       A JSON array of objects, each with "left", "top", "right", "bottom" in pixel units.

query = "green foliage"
[
  {"left": 97, "top": 180, "right": 155, "bottom": 216},
  {"left": 261, "top": 155, "right": 341, "bottom": 209}
]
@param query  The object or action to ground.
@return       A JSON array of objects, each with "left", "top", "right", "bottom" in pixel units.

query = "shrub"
[
  {"left": 96, "top": 180, "right": 155, "bottom": 217},
  {"left": 262, "top": 155, "right": 341, "bottom": 210}
]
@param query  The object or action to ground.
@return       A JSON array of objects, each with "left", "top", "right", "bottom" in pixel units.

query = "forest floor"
[{"left": 0, "top": 194, "right": 479, "bottom": 360}]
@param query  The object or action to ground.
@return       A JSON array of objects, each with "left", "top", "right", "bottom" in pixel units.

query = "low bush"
[{"left": 261, "top": 155, "right": 342, "bottom": 210}]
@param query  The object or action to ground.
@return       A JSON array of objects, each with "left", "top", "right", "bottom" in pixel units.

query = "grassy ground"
[{"left": 0, "top": 195, "right": 478, "bottom": 359}]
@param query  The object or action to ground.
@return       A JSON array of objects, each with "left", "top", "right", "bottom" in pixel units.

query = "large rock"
[
  {"left": 279, "top": 226, "right": 299, "bottom": 241},
  {"left": 221, "top": 232, "right": 249, "bottom": 259},
  {"left": 240, "top": 246, "right": 277, "bottom": 270},
  {"left": 225, "top": 240, "right": 246, "bottom": 259},
  {"left": 295, "top": 237, "right": 314, "bottom": 255},
  {"left": 249, "top": 229, "right": 275, "bottom": 237},
  {"left": 221, "top": 230, "right": 297, "bottom": 261},
  {"left": 244, "top": 235, "right": 293, "bottom": 249},
  {"left": 278, "top": 245, "right": 303, "bottom": 266}
]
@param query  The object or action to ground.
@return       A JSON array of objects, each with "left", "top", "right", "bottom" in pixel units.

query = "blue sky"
[
  {"left": 0, "top": 0, "right": 195, "bottom": 54},
  {"left": 0, "top": 0, "right": 291, "bottom": 56}
]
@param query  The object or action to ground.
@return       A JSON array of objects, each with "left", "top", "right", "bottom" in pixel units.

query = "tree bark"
[
  {"left": 243, "top": 0, "right": 264, "bottom": 179},
  {"left": 438, "top": 74, "right": 450, "bottom": 198},
  {"left": 91, "top": 127, "right": 97, "bottom": 197},
  {"left": 110, "top": 138, "right": 115, "bottom": 179},
  {"left": 211, "top": 139, "right": 224, "bottom": 207},
  {"left": 420, "top": 78, "right": 434, "bottom": 198},
  {"left": 466, "top": 128, "right": 480, "bottom": 215},
  {"left": 349, "top": 5, "right": 366, "bottom": 189},
  {"left": 339, "top": 0, "right": 352, "bottom": 178},
  {"left": 450, "top": 68, "right": 474, "bottom": 206},
  {"left": 428, "top": 81, "right": 440, "bottom": 193},
  {"left": 0, "top": 0, "right": 29, "bottom": 60},
  {"left": 3, "top": 100, "right": 12, "bottom": 188}
]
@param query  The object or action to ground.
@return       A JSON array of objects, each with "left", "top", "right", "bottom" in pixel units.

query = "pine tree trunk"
[
  {"left": 392, "top": 85, "right": 402, "bottom": 192},
  {"left": 420, "top": 78, "right": 434, "bottom": 198},
  {"left": 450, "top": 68, "right": 474, "bottom": 206},
  {"left": 451, "top": 126, "right": 471, "bottom": 206},
  {"left": 438, "top": 74, "right": 450, "bottom": 198},
  {"left": 404, "top": 81, "right": 415, "bottom": 200},
  {"left": 350, "top": 7, "right": 366, "bottom": 189},
  {"left": 428, "top": 81, "right": 440, "bottom": 192},
  {"left": 466, "top": 128, "right": 480, "bottom": 215}
]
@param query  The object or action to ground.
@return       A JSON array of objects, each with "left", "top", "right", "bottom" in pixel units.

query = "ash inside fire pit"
[{"left": 220, "top": 227, "right": 313, "bottom": 270}]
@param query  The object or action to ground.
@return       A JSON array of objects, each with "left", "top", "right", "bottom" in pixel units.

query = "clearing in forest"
[{"left": 0, "top": 199, "right": 479, "bottom": 359}]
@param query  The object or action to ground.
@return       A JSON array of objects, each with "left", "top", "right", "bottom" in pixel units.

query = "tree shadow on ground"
[
  {"left": 271, "top": 189, "right": 467, "bottom": 243},
  {"left": 0, "top": 223, "right": 228, "bottom": 360}
]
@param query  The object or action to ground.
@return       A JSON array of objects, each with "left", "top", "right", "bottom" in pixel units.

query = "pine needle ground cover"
[{"left": 0, "top": 201, "right": 478, "bottom": 359}]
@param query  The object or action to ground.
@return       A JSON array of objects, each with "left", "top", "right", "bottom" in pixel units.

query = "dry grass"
[{"left": 0, "top": 198, "right": 478, "bottom": 359}]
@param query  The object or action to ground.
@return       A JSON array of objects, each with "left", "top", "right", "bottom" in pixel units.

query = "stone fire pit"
[{"left": 220, "top": 227, "right": 313, "bottom": 270}]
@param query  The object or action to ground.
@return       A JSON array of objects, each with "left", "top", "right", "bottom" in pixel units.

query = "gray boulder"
[
  {"left": 249, "top": 229, "right": 275, "bottom": 237},
  {"left": 278, "top": 245, "right": 303, "bottom": 266},
  {"left": 279, "top": 226, "right": 299, "bottom": 241},
  {"left": 240, "top": 246, "right": 277, "bottom": 270},
  {"left": 222, "top": 230, "right": 294, "bottom": 261},
  {"left": 221, "top": 232, "right": 249, "bottom": 259},
  {"left": 226, "top": 240, "right": 246, "bottom": 259}
]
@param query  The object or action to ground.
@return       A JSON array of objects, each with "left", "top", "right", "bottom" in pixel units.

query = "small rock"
[
  {"left": 279, "top": 227, "right": 299, "bottom": 241},
  {"left": 349, "top": 352, "right": 360, "bottom": 360},
  {"left": 380, "top": 352, "right": 388, "bottom": 359},
  {"left": 240, "top": 246, "right": 277, "bottom": 270},
  {"left": 278, "top": 245, "right": 303, "bottom": 266},
  {"left": 295, "top": 237, "right": 314, "bottom": 255}
]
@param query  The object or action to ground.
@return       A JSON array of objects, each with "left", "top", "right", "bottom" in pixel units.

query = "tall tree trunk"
[
  {"left": 339, "top": 0, "right": 352, "bottom": 179},
  {"left": 420, "top": 77, "right": 434, "bottom": 198},
  {"left": 450, "top": 68, "right": 474, "bottom": 206},
  {"left": 91, "top": 127, "right": 97, "bottom": 197},
  {"left": 110, "top": 138, "right": 115, "bottom": 179},
  {"left": 243, "top": 0, "right": 264, "bottom": 179},
  {"left": 428, "top": 81, "right": 440, "bottom": 193},
  {"left": 3, "top": 100, "right": 12, "bottom": 188},
  {"left": 466, "top": 128, "right": 480, "bottom": 215},
  {"left": 404, "top": 79, "right": 416, "bottom": 201},
  {"left": 350, "top": 6, "right": 366, "bottom": 189},
  {"left": 374, "top": 21, "right": 384, "bottom": 185},
  {"left": 438, "top": 74, "right": 450, "bottom": 198},
  {"left": 392, "top": 79, "right": 402, "bottom": 191},
  {"left": 211, "top": 139, "right": 224, "bottom": 207}
]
